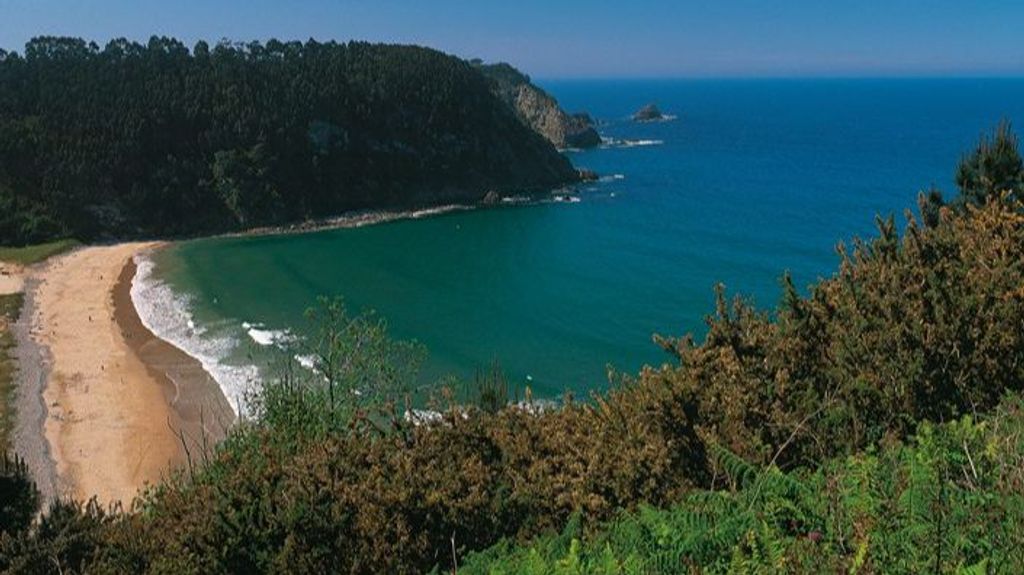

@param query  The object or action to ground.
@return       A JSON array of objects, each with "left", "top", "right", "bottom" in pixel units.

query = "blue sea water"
[{"left": 139, "top": 79, "right": 1024, "bottom": 406}]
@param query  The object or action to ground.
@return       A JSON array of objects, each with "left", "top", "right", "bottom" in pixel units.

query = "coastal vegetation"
[
  {"left": 0, "top": 240, "right": 79, "bottom": 267},
  {"left": 0, "top": 37, "right": 578, "bottom": 246},
  {"left": 0, "top": 125, "right": 1021, "bottom": 572},
  {"left": 955, "top": 120, "right": 1024, "bottom": 207},
  {"left": 458, "top": 397, "right": 1024, "bottom": 573},
  {"left": 0, "top": 294, "right": 22, "bottom": 453}
]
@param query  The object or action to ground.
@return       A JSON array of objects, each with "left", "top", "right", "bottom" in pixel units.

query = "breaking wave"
[{"left": 131, "top": 254, "right": 260, "bottom": 415}]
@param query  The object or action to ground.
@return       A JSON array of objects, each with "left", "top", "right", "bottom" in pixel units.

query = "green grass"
[
  {"left": 0, "top": 239, "right": 80, "bottom": 266},
  {"left": 0, "top": 293, "right": 23, "bottom": 454}
]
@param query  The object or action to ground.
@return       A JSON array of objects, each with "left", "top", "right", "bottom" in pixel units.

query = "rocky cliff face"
[{"left": 475, "top": 62, "right": 601, "bottom": 149}]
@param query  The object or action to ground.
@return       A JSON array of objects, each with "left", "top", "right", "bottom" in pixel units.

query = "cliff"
[{"left": 475, "top": 62, "right": 601, "bottom": 149}]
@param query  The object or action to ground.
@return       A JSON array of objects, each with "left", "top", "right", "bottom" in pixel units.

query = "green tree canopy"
[{"left": 956, "top": 120, "right": 1024, "bottom": 205}]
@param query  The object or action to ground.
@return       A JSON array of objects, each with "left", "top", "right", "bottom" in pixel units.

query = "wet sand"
[{"left": 113, "top": 256, "right": 234, "bottom": 470}]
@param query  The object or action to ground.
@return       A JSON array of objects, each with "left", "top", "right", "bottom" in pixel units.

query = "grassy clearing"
[
  {"left": 0, "top": 239, "right": 80, "bottom": 266},
  {"left": 0, "top": 293, "right": 23, "bottom": 454}
]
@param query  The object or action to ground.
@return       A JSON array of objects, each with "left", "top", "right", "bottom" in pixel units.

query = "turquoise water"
[{"left": 145, "top": 79, "right": 1024, "bottom": 402}]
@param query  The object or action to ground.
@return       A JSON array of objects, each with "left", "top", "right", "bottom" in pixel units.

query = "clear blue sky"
[{"left": 1, "top": 0, "right": 1022, "bottom": 78}]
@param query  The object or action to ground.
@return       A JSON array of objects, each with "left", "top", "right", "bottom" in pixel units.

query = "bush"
[
  {"left": 0, "top": 453, "right": 38, "bottom": 535},
  {"left": 0, "top": 499, "right": 132, "bottom": 575},
  {"left": 460, "top": 394, "right": 1024, "bottom": 573},
  {"left": 648, "top": 197, "right": 1024, "bottom": 474},
  {"left": 956, "top": 120, "right": 1024, "bottom": 206}
]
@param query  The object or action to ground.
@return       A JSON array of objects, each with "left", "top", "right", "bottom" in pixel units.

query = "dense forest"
[
  {"left": 0, "top": 127, "right": 1022, "bottom": 573},
  {"left": 0, "top": 37, "right": 579, "bottom": 245}
]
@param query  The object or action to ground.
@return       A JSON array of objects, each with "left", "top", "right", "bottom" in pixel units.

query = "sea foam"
[
  {"left": 600, "top": 137, "right": 664, "bottom": 149},
  {"left": 131, "top": 254, "right": 259, "bottom": 415},
  {"left": 243, "top": 322, "right": 295, "bottom": 347}
]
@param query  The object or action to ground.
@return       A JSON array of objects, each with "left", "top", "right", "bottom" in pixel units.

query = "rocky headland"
[{"left": 475, "top": 61, "right": 602, "bottom": 149}]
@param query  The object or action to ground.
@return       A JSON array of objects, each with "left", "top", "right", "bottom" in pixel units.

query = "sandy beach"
[
  {"left": 0, "top": 263, "right": 24, "bottom": 296},
  {"left": 20, "top": 243, "right": 232, "bottom": 506}
]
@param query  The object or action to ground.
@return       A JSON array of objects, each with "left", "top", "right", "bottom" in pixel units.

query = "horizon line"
[{"left": 1, "top": 35, "right": 1022, "bottom": 83}]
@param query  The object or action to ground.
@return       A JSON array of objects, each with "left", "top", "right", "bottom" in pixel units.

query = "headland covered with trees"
[{"left": 0, "top": 37, "right": 581, "bottom": 245}]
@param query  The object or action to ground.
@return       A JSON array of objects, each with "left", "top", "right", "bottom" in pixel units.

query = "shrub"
[
  {"left": 0, "top": 453, "right": 38, "bottom": 535},
  {"left": 956, "top": 120, "right": 1024, "bottom": 206},
  {"left": 648, "top": 197, "right": 1024, "bottom": 475},
  {"left": 460, "top": 394, "right": 1024, "bottom": 574}
]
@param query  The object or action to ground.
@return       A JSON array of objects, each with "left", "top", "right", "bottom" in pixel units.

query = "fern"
[{"left": 459, "top": 397, "right": 1024, "bottom": 574}]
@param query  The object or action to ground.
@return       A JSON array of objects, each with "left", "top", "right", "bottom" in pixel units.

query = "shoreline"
[
  {"left": 114, "top": 255, "right": 235, "bottom": 466},
  {"left": 19, "top": 243, "right": 231, "bottom": 505},
  {"left": 7, "top": 196, "right": 562, "bottom": 502},
  {"left": 205, "top": 189, "right": 578, "bottom": 243},
  {"left": 219, "top": 203, "right": 477, "bottom": 240}
]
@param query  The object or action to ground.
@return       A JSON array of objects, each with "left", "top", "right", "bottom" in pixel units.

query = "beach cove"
[
  {"left": 148, "top": 79, "right": 1024, "bottom": 399},
  {"left": 9, "top": 244, "right": 232, "bottom": 506}
]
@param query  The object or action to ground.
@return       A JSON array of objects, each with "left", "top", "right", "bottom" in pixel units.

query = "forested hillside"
[{"left": 0, "top": 37, "right": 579, "bottom": 245}]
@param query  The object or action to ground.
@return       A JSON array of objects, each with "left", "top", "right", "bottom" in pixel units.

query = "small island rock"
[{"left": 633, "top": 103, "right": 664, "bottom": 122}]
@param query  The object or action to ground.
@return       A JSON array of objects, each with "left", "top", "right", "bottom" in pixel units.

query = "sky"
[{"left": 1, "top": 0, "right": 1022, "bottom": 78}]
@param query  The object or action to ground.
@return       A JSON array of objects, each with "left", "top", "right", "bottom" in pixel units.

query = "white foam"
[
  {"left": 411, "top": 206, "right": 460, "bottom": 219},
  {"left": 600, "top": 137, "right": 664, "bottom": 149},
  {"left": 633, "top": 114, "right": 677, "bottom": 123},
  {"left": 245, "top": 324, "right": 295, "bottom": 347},
  {"left": 294, "top": 354, "right": 317, "bottom": 371},
  {"left": 131, "top": 254, "right": 259, "bottom": 415},
  {"left": 247, "top": 327, "right": 278, "bottom": 346},
  {"left": 513, "top": 399, "right": 558, "bottom": 415},
  {"left": 404, "top": 409, "right": 443, "bottom": 425}
]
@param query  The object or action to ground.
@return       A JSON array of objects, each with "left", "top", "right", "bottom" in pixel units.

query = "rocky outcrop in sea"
[{"left": 633, "top": 103, "right": 665, "bottom": 122}]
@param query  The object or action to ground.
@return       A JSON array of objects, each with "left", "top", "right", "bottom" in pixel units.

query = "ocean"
[{"left": 135, "top": 78, "right": 1024, "bottom": 408}]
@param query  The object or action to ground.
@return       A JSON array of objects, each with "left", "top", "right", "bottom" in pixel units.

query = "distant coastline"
[
  {"left": 200, "top": 185, "right": 590, "bottom": 242},
  {"left": 220, "top": 203, "right": 478, "bottom": 240}
]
